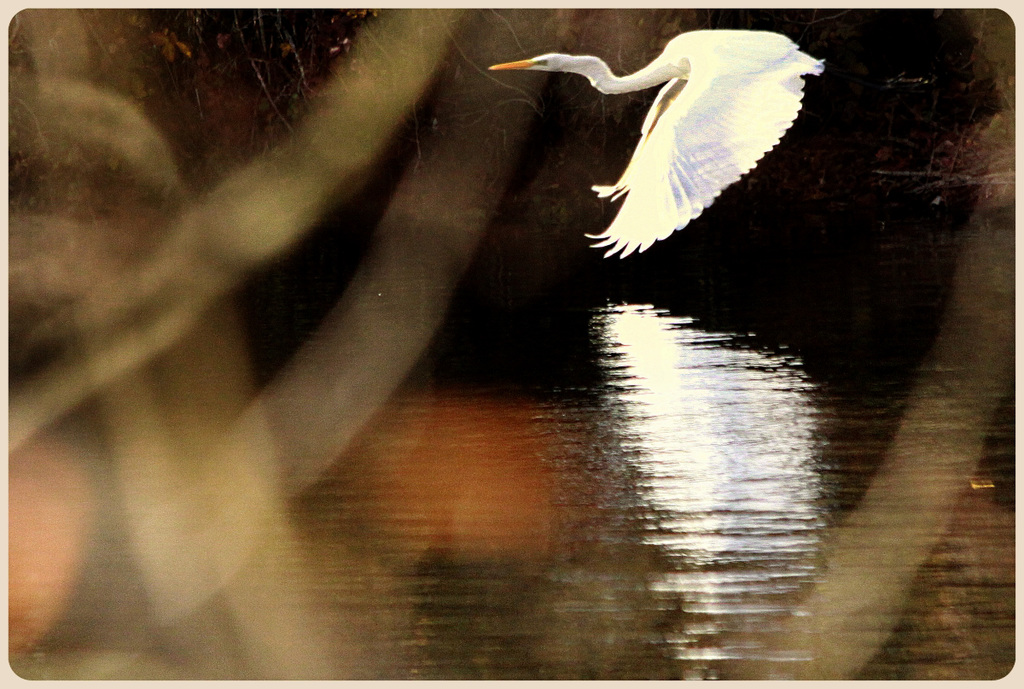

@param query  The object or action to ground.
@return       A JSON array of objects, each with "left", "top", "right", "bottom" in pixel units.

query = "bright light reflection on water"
[{"left": 591, "top": 303, "right": 825, "bottom": 662}]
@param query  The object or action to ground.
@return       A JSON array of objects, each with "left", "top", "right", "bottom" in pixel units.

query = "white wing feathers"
[
  {"left": 588, "top": 32, "right": 823, "bottom": 258},
  {"left": 591, "top": 77, "right": 687, "bottom": 203}
]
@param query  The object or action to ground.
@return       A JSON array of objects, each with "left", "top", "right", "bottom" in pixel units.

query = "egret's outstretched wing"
[
  {"left": 592, "top": 78, "right": 688, "bottom": 203},
  {"left": 590, "top": 35, "right": 822, "bottom": 258}
]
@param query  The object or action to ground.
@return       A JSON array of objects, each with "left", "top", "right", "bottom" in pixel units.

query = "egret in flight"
[{"left": 490, "top": 30, "right": 823, "bottom": 258}]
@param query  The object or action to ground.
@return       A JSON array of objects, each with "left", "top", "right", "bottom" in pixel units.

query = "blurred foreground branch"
[
  {"left": 774, "top": 203, "right": 1013, "bottom": 679},
  {"left": 9, "top": 9, "right": 461, "bottom": 451},
  {"left": 9, "top": 8, "right": 556, "bottom": 678},
  {"left": 257, "top": 14, "right": 545, "bottom": 492},
  {"left": 9, "top": 7, "right": 481, "bottom": 678}
]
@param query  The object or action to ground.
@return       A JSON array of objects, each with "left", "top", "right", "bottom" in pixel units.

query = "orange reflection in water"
[
  {"left": 334, "top": 390, "right": 560, "bottom": 560},
  {"left": 9, "top": 435, "right": 96, "bottom": 654}
]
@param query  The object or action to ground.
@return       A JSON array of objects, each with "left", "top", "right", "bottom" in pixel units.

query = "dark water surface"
[
  {"left": 293, "top": 213, "right": 1013, "bottom": 679},
  {"left": 16, "top": 212, "right": 1008, "bottom": 680}
]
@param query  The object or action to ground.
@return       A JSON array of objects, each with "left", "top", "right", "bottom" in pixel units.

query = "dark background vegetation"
[{"left": 10, "top": 8, "right": 1007, "bottom": 205}]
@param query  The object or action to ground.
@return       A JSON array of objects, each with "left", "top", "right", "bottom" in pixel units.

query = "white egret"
[{"left": 490, "top": 30, "right": 823, "bottom": 258}]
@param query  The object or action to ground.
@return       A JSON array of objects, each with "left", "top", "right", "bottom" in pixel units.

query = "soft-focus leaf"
[{"left": 150, "top": 29, "right": 190, "bottom": 62}]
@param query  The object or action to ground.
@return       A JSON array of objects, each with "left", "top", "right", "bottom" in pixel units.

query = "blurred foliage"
[
  {"left": 9, "top": 8, "right": 380, "bottom": 196},
  {"left": 149, "top": 28, "right": 191, "bottom": 62}
]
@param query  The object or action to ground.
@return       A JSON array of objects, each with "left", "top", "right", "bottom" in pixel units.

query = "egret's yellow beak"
[{"left": 488, "top": 59, "right": 536, "bottom": 71}]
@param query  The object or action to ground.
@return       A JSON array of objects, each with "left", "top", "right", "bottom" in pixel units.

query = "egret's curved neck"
[{"left": 561, "top": 55, "right": 685, "bottom": 94}]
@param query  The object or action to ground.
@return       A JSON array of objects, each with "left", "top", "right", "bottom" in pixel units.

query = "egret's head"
[
  {"left": 489, "top": 54, "right": 613, "bottom": 92},
  {"left": 489, "top": 53, "right": 601, "bottom": 73}
]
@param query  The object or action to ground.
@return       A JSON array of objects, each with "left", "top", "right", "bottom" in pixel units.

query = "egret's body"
[{"left": 490, "top": 30, "right": 823, "bottom": 257}]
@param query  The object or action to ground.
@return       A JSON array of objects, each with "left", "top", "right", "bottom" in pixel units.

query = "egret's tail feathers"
[{"left": 803, "top": 55, "right": 825, "bottom": 76}]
